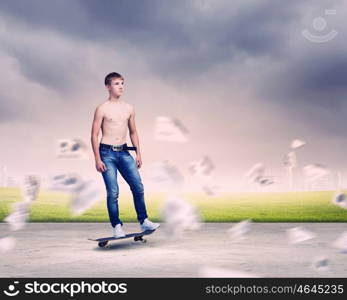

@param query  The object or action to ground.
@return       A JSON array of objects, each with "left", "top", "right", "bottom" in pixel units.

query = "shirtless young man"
[{"left": 91, "top": 72, "right": 159, "bottom": 237}]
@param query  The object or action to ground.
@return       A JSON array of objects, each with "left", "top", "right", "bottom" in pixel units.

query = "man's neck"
[{"left": 108, "top": 95, "right": 123, "bottom": 103}]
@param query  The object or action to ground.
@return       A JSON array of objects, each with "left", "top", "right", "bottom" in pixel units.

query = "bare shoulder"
[
  {"left": 95, "top": 101, "right": 108, "bottom": 113},
  {"left": 125, "top": 102, "right": 135, "bottom": 114}
]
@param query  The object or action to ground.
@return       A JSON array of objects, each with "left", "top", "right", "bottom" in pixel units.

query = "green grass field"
[{"left": 0, "top": 187, "right": 347, "bottom": 222}]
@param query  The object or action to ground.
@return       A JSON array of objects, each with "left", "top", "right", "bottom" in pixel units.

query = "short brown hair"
[{"left": 104, "top": 72, "right": 124, "bottom": 86}]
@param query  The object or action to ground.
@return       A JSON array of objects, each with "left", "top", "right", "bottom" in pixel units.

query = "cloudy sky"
[{"left": 0, "top": 0, "right": 346, "bottom": 192}]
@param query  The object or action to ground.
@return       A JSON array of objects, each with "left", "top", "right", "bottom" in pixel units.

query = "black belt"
[{"left": 100, "top": 143, "right": 137, "bottom": 151}]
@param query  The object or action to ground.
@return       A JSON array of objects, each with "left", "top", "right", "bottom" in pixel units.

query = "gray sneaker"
[
  {"left": 140, "top": 218, "right": 160, "bottom": 231},
  {"left": 113, "top": 224, "right": 126, "bottom": 238}
]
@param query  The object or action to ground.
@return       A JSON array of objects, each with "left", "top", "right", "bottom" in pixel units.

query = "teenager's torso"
[{"left": 99, "top": 100, "right": 133, "bottom": 145}]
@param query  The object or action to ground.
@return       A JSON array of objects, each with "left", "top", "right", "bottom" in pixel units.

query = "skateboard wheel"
[
  {"left": 142, "top": 239, "right": 147, "bottom": 243},
  {"left": 134, "top": 236, "right": 143, "bottom": 242},
  {"left": 98, "top": 241, "right": 108, "bottom": 248}
]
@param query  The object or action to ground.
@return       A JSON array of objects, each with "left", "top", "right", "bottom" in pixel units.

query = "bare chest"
[{"left": 103, "top": 104, "right": 131, "bottom": 126}]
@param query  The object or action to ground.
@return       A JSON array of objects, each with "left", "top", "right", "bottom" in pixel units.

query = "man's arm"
[
  {"left": 128, "top": 106, "right": 142, "bottom": 168},
  {"left": 91, "top": 105, "right": 107, "bottom": 172}
]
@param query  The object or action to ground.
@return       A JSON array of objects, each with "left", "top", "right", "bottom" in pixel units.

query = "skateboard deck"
[{"left": 89, "top": 229, "right": 156, "bottom": 248}]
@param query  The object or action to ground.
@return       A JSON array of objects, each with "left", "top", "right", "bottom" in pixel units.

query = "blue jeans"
[{"left": 99, "top": 143, "right": 148, "bottom": 227}]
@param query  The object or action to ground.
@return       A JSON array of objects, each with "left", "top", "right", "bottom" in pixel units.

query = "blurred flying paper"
[
  {"left": 201, "top": 182, "right": 221, "bottom": 196},
  {"left": 4, "top": 201, "right": 30, "bottom": 231},
  {"left": 287, "top": 226, "right": 316, "bottom": 244},
  {"left": 245, "top": 162, "right": 265, "bottom": 183},
  {"left": 290, "top": 139, "right": 306, "bottom": 149},
  {"left": 302, "top": 164, "right": 330, "bottom": 182},
  {"left": 332, "top": 191, "right": 347, "bottom": 209},
  {"left": 188, "top": 156, "right": 221, "bottom": 195},
  {"left": 245, "top": 163, "right": 274, "bottom": 186},
  {"left": 227, "top": 219, "right": 252, "bottom": 240},
  {"left": 283, "top": 152, "right": 297, "bottom": 169},
  {"left": 188, "top": 156, "right": 215, "bottom": 177},
  {"left": 331, "top": 232, "right": 347, "bottom": 253},
  {"left": 161, "top": 195, "right": 201, "bottom": 238},
  {"left": 154, "top": 116, "right": 188, "bottom": 142},
  {"left": 70, "top": 180, "right": 101, "bottom": 216},
  {"left": 258, "top": 177, "right": 274, "bottom": 186},
  {"left": 21, "top": 175, "right": 40, "bottom": 203},
  {"left": 149, "top": 160, "right": 184, "bottom": 190},
  {"left": 311, "top": 256, "right": 330, "bottom": 272},
  {"left": 0, "top": 236, "right": 16, "bottom": 252},
  {"left": 49, "top": 173, "right": 85, "bottom": 193},
  {"left": 48, "top": 173, "right": 101, "bottom": 215},
  {"left": 199, "top": 266, "right": 259, "bottom": 278},
  {"left": 56, "top": 138, "right": 89, "bottom": 159},
  {"left": 3, "top": 176, "right": 39, "bottom": 230}
]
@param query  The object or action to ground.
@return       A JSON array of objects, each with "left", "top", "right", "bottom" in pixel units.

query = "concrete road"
[{"left": 0, "top": 223, "right": 346, "bottom": 277}]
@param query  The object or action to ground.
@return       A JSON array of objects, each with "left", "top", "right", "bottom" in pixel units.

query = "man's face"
[{"left": 107, "top": 78, "right": 124, "bottom": 97}]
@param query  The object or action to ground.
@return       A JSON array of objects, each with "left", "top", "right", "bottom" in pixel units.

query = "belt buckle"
[{"left": 112, "top": 145, "right": 122, "bottom": 151}]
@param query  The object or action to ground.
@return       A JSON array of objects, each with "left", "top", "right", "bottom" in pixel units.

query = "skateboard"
[{"left": 89, "top": 229, "right": 156, "bottom": 248}]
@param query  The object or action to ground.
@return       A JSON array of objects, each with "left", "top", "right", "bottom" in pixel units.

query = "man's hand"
[
  {"left": 136, "top": 154, "right": 142, "bottom": 169},
  {"left": 95, "top": 159, "right": 107, "bottom": 172}
]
